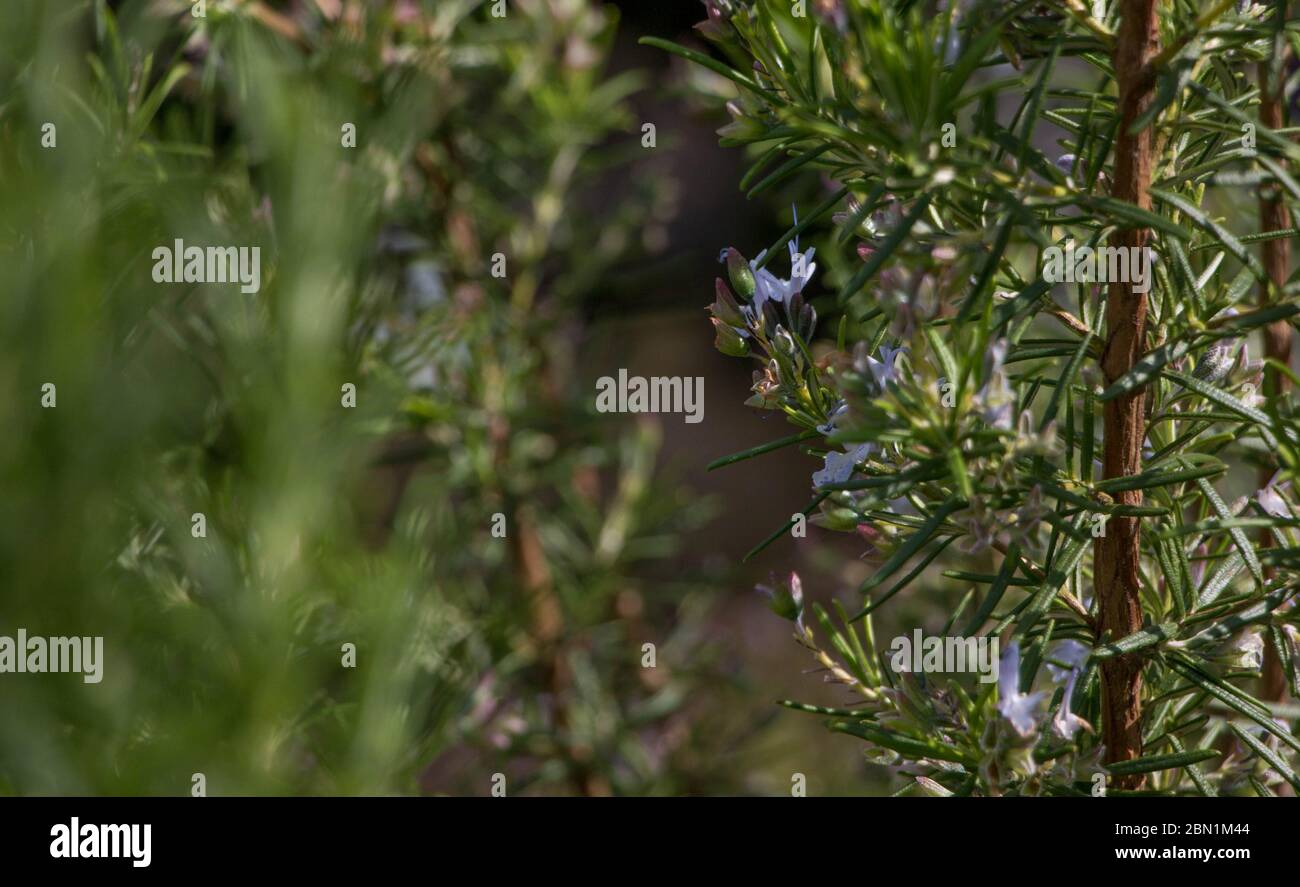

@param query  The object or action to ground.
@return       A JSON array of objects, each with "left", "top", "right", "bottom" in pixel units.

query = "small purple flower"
[
  {"left": 817, "top": 400, "right": 848, "bottom": 435},
  {"left": 1256, "top": 470, "right": 1292, "bottom": 518},
  {"left": 812, "top": 443, "right": 875, "bottom": 489},
  {"left": 997, "top": 641, "right": 1047, "bottom": 737},
  {"left": 959, "top": 500, "right": 996, "bottom": 554},
  {"left": 1221, "top": 632, "right": 1264, "bottom": 671},
  {"left": 747, "top": 204, "right": 818, "bottom": 314},
  {"left": 694, "top": 0, "right": 733, "bottom": 41},
  {"left": 749, "top": 247, "right": 816, "bottom": 313},
  {"left": 812, "top": 0, "right": 848, "bottom": 33},
  {"left": 1051, "top": 666, "right": 1092, "bottom": 740},
  {"left": 977, "top": 339, "right": 1015, "bottom": 430},
  {"left": 865, "top": 344, "right": 908, "bottom": 391},
  {"left": 1045, "top": 639, "right": 1090, "bottom": 683},
  {"left": 1009, "top": 484, "right": 1048, "bottom": 543}
]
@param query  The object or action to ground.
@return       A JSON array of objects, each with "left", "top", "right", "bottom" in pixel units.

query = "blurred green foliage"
[{"left": 0, "top": 0, "right": 729, "bottom": 796}]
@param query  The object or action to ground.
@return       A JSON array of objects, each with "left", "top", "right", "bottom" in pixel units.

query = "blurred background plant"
[{"left": 0, "top": 0, "right": 760, "bottom": 796}]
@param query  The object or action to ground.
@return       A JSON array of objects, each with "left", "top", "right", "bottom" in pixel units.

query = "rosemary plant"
[
  {"left": 0, "top": 0, "right": 717, "bottom": 796},
  {"left": 659, "top": 0, "right": 1300, "bottom": 796}
]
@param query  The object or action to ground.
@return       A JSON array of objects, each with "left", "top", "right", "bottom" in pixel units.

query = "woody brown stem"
[
  {"left": 1257, "top": 60, "right": 1292, "bottom": 703},
  {"left": 1096, "top": 0, "right": 1159, "bottom": 790}
]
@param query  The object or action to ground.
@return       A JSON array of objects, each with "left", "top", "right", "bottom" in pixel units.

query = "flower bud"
[
  {"left": 694, "top": 0, "right": 736, "bottom": 42},
  {"left": 710, "top": 277, "right": 746, "bottom": 327},
  {"left": 711, "top": 318, "right": 750, "bottom": 357},
  {"left": 810, "top": 505, "right": 861, "bottom": 532},
  {"left": 773, "top": 324, "right": 797, "bottom": 357},
  {"left": 724, "top": 247, "right": 756, "bottom": 300},
  {"left": 1214, "top": 631, "right": 1264, "bottom": 671},
  {"left": 799, "top": 301, "right": 817, "bottom": 339},
  {"left": 1192, "top": 341, "right": 1238, "bottom": 384},
  {"left": 788, "top": 290, "right": 805, "bottom": 323},
  {"left": 756, "top": 571, "right": 804, "bottom": 624}
]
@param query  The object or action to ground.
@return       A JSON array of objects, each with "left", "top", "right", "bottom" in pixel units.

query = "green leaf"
[
  {"left": 1016, "top": 513, "right": 1090, "bottom": 634},
  {"left": 1164, "top": 369, "right": 1277, "bottom": 440},
  {"left": 743, "top": 492, "right": 831, "bottom": 563},
  {"left": 638, "top": 37, "right": 776, "bottom": 100},
  {"left": 707, "top": 430, "right": 820, "bottom": 471},
  {"left": 756, "top": 187, "right": 849, "bottom": 270},
  {"left": 1104, "top": 748, "right": 1221, "bottom": 777},
  {"left": 1040, "top": 330, "right": 1092, "bottom": 431},
  {"left": 739, "top": 140, "right": 795, "bottom": 193},
  {"left": 1185, "top": 584, "right": 1299, "bottom": 649},
  {"left": 960, "top": 544, "right": 1026, "bottom": 635},
  {"left": 990, "top": 279, "right": 1052, "bottom": 333},
  {"left": 1250, "top": 775, "right": 1276, "bottom": 797},
  {"left": 1197, "top": 550, "right": 1244, "bottom": 609},
  {"left": 1093, "top": 458, "right": 1224, "bottom": 494},
  {"left": 1193, "top": 477, "right": 1263, "bottom": 588},
  {"left": 840, "top": 194, "right": 932, "bottom": 306},
  {"left": 1188, "top": 80, "right": 1300, "bottom": 165},
  {"left": 1154, "top": 535, "right": 1192, "bottom": 616},
  {"left": 1228, "top": 723, "right": 1300, "bottom": 793},
  {"left": 1077, "top": 195, "right": 1188, "bottom": 240},
  {"left": 1013, "top": 39, "right": 1060, "bottom": 170},
  {"left": 955, "top": 211, "right": 1015, "bottom": 324},
  {"left": 746, "top": 145, "right": 835, "bottom": 199},
  {"left": 1168, "top": 655, "right": 1300, "bottom": 755},
  {"left": 863, "top": 535, "right": 960, "bottom": 616},
  {"left": 832, "top": 721, "right": 976, "bottom": 766},
  {"left": 1091, "top": 622, "right": 1178, "bottom": 660},
  {"left": 1212, "top": 301, "right": 1300, "bottom": 335},
  {"left": 777, "top": 700, "right": 874, "bottom": 717},
  {"left": 1151, "top": 187, "right": 1265, "bottom": 280},
  {"left": 1168, "top": 735, "right": 1216, "bottom": 797},
  {"left": 925, "top": 325, "right": 959, "bottom": 395},
  {"left": 855, "top": 499, "right": 965, "bottom": 602}
]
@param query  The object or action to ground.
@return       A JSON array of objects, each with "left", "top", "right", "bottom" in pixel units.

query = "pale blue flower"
[
  {"left": 812, "top": 442, "right": 874, "bottom": 489},
  {"left": 1256, "top": 470, "right": 1291, "bottom": 518},
  {"left": 750, "top": 206, "right": 818, "bottom": 312},
  {"left": 1051, "top": 666, "right": 1091, "bottom": 740},
  {"left": 1221, "top": 632, "right": 1264, "bottom": 671},
  {"left": 1045, "top": 639, "right": 1089, "bottom": 683},
  {"left": 977, "top": 338, "right": 1015, "bottom": 430},
  {"left": 1044, "top": 641, "right": 1093, "bottom": 739},
  {"left": 997, "top": 641, "right": 1047, "bottom": 737},
  {"left": 866, "top": 344, "right": 907, "bottom": 391},
  {"left": 817, "top": 400, "right": 848, "bottom": 435}
]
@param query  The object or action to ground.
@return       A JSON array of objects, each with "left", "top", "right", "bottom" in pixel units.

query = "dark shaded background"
[{"left": 565, "top": 1, "right": 895, "bottom": 794}]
